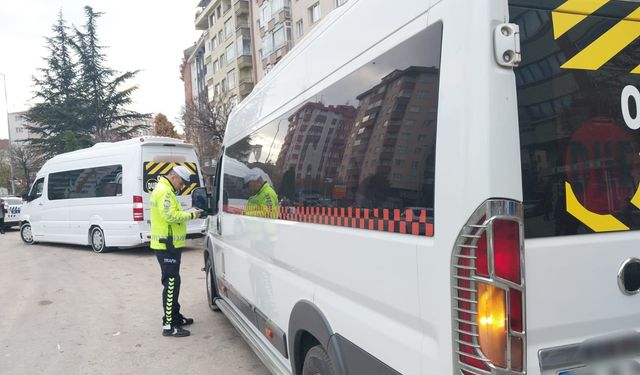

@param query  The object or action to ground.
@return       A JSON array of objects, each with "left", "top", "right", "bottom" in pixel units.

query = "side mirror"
[
  {"left": 21, "top": 192, "right": 32, "bottom": 202},
  {"left": 191, "top": 187, "right": 212, "bottom": 215}
]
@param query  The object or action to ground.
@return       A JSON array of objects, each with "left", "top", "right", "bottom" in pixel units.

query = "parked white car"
[{"left": 1, "top": 196, "right": 23, "bottom": 228}]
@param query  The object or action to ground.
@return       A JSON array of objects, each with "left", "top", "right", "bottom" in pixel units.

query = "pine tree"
[
  {"left": 72, "top": 6, "right": 149, "bottom": 142},
  {"left": 24, "top": 12, "right": 89, "bottom": 158}
]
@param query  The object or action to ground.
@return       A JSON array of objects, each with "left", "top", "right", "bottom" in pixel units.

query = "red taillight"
[
  {"left": 133, "top": 195, "right": 144, "bottom": 221},
  {"left": 493, "top": 219, "right": 521, "bottom": 284},
  {"left": 453, "top": 200, "right": 525, "bottom": 375},
  {"left": 509, "top": 289, "right": 523, "bottom": 332},
  {"left": 475, "top": 232, "right": 489, "bottom": 277}
]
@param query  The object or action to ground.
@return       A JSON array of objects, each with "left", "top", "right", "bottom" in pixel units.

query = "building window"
[
  {"left": 336, "top": 0, "right": 348, "bottom": 6},
  {"left": 215, "top": 84, "right": 221, "bottom": 95},
  {"left": 218, "top": 30, "right": 223, "bottom": 42},
  {"left": 237, "top": 35, "right": 251, "bottom": 56},
  {"left": 226, "top": 43, "right": 236, "bottom": 64},
  {"left": 262, "top": 33, "right": 274, "bottom": 56},
  {"left": 296, "top": 19, "right": 304, "bottom": 38},
  {"left": 224, "top": 18, "right": 234, "bottom": 39},
  {"left": 212, "top": 59, "right": 219, "bottom": 74},
  {"left": 212, "top": 36, "right": 218, "bottom": 50},
  {"left": 260, "top": 2, "right": 272, "bottom": 25},
  {"left": 227, "top": 69, "right": 236, "bottom": 90},
  {"left": 309, "top": 3, "right": 321, "bottom": 24},
  {"left": 273, "top": 26, "right": 285, "bottom": 49}
]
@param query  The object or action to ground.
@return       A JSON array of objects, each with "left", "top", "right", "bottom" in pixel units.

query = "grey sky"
[{"left": 0, "top": 0, "right": 201, "bottom": 139}]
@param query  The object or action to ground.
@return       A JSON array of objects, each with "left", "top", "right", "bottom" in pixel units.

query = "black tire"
[
  {"left": 205, "top": 257, "right": 221, "bottom": 311},
  {"left": 20, "top": 223, "right": 35, "bottom": 244},
  {"left": 90, "top": 227, "right": 109, "bottom": 253},
  {"left": 302, "top": 345, "right": 337, "bottom": 375}
]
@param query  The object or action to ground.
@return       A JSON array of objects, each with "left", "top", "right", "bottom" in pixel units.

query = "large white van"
[
  {"left": 199, "top": 0, "right": 640, "bottom": 374},
  {"left": 20, "top": 136, "right": 206, "bottom": 252}
]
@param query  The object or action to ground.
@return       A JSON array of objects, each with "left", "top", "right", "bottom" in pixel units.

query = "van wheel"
[
  {"left": 20, "top": 223, "right": 35, "bottom": 244},
  {"left": 90, "top": 227, "right": 109, "bottom": 253},
  {"left": 302, "top": 345, "right": 337, "bottom": 375},
  {"left": 205, "top": 257, "right": 221, "bottom": 312}
]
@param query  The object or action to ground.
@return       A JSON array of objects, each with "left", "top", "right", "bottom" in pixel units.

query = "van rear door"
[
  {"left": 140, "top": 143, "right": 204, "bottom": 237},
  {"left": 510, "top": 1, "right": 640, "bottom": 373}
]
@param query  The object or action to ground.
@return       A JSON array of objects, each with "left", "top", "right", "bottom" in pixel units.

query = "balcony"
[
  {"left": 195, "top": 0, "right": 216, "bottom": 30},
  {"left": 237, "top": 55, "right": 252, "bottom": 69},
  {"left": 234, "top": 0, "right": 249, "bottom": 16},
  {"left": 238, "top": 80, "right": 254, "bottom": 97}
]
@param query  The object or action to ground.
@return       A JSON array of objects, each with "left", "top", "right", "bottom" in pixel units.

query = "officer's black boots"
[{"left": 162, "top": 326, "right": 190, "bottom": 337}]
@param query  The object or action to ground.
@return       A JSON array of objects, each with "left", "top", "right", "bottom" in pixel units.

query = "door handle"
[
  {"left": 216, "top": 215, "right": 222, "bottom": 235},
  {"left": 38, "top": 203, "right": 43, "bottom": 206}
]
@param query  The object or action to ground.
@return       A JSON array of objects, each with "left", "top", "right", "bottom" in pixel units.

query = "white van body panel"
[
  {"left": 21, "top": 137, "right": 205, "bottom": 248},
  {"left": 207, "top": 0, "right": 640, "bottom": 374}
]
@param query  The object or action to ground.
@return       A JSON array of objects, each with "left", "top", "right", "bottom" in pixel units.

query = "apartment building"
[
  {"left": 182, "top": 38, "right": 208, "bottom": 106},
  {"left": 251, "top": 0, "right": 349, "bottom": 81},
  {"left": 8, "top": 112, "right": 39, "bottom": 145},
  {"left": 195, "top": 0, "right": 255, "bottom": 104}
]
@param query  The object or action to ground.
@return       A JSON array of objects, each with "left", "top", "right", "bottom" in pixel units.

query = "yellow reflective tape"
[
  {"left": 160, "top": 162, "right": 176, "bottom": 175},
  {"left": 145, "top": 162, "right": 155, "bottom": 171},
  {"left": 552, "top": 0, "right": 609, "bottom": 39},
  {"left": 182, "top": 183, "right": 197, "bottom": 196},
  {"left": 149, "top": 162, "right": 166, "bottom": 175},
  {"left": 561, "top": 7, "right": 640, "bottom": 71},
  {"left": 182, "top": 162, "right": 197, "bottom": 175},
  {"left": 630, "top": 184, "right": 640, "bottom": 208},
  {"left": 565, "top": 182, "right": 629, "bottom": 232},
  {"left": 632, "top": 64, "right": 640, "bottom": 74}
]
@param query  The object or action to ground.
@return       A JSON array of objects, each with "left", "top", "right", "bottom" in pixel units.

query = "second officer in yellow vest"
[{"left": 150, "top": 165, "right": 202, "bottom": 337}]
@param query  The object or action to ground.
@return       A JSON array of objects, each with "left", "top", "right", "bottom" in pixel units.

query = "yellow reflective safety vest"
[
  {"left": 150, "top": 177, "right": 196, "bottom": 250},
  {"left": 244, "top": 182, "right": 279, "bottom": 219}
]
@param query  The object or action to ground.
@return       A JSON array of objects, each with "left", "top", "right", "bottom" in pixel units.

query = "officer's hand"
[{"left": 194, "top": 209, "right": 205, "bottom": 218}]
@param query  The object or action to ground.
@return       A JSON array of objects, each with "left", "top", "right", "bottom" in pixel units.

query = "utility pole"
[{"left": 1, "top": 73, "right": 16, "bottom": 195}]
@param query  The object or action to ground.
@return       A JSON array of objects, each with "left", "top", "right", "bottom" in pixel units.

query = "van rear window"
[
  {"left": 511, "top": 1, "right": 640, "bottom": 237},
  {"left": 143, "top": 161, "right": 200, "bottom": 195}
]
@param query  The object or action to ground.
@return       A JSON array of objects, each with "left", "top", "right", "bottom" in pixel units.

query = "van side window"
[
  {"left": 48, "top": 165, "right": 123, "bottom": 200},
  {"left": 30, "top": 178, "right": 44, "bottom": 199},
  {"left": 223, "top": 22, "right": 442, "bottom": 236}
]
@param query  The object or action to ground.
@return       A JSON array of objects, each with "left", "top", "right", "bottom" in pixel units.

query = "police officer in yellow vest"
[
  {"left": 244, "top": 170, "right": 279, "bottom": 219},
  {"left": 150, "top": 165, "right": 202, "bottom": 337}
]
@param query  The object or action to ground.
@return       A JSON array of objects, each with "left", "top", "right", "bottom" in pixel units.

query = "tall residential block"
[
  {"left": 251, "top": 0, "right": 349, "bottom": 82},
  {"left": 195, "top": 0, "right": 255, "bottom": 104}
]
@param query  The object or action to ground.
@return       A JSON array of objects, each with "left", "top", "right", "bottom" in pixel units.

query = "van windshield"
[
  {"left": 143, "top": 161, "right": 201, "bottom": 195},
  {"left": 511, "top": 1, "right": 640, "bottom": 237}
]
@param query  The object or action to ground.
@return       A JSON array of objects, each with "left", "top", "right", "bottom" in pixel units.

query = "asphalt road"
[{"left": 0, "top": 228, "right": 271, "bottom": 375}]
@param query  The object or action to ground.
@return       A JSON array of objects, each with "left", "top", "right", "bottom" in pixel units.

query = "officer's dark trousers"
[{"left": 155, "top": 250, "right": 183, "bottom": 326}]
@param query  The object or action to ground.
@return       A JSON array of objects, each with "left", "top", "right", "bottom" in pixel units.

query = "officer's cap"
[{"left": 172, "top": 165, "right": 192, "bottom": 183}]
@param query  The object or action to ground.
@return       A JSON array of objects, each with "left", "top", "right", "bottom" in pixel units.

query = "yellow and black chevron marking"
[
  {"left": 552, "top": 0, "right": 640, "bottom": 73},
  {"left": 165, "top": 277, "right": 175, "bottom": 324},
  {"left": 565, "top": 182, "right": 630, "bottom": 232},
  {"left": 144, "top": 161, "right": 199, "bottom": 195},
  {"left": 145, "top": 161, "right": 198, "bottom": 175}
]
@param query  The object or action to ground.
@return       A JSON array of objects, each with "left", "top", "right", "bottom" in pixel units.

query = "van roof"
[{"left": 39, "top": 136, "right": 194, "bottom": 173}]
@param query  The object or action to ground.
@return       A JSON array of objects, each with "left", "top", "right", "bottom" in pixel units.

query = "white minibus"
[
  {"left": 20, "top": 136, "right": 206, "bottom": 252},
  {"left": 198, "top": 0, "right": 640, "bottom": 374}
]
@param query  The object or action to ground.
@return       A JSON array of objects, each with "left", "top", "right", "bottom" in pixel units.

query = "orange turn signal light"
[{"left": 477, "top": 282, "right": 507, "bottom": 368}]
